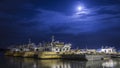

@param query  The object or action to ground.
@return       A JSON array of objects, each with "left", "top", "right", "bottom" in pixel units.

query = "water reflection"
[
  {"left": 102, "top": 59, "right": 117, "bottom": 68},
  {"left": 3, "top": 57, "right": 120, "bottom": 68}
]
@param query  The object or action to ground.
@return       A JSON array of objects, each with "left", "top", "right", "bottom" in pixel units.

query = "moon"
[
  {"left": 76, "top": 5, "right": 89, "bottom": 15},
  {"left": 77, "top": 6, "right": 83, "bottom": 11}
]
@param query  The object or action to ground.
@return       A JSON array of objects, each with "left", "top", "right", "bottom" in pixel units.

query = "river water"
[{"left": 0, "top": 56, "right": 120, "bottom": 68}]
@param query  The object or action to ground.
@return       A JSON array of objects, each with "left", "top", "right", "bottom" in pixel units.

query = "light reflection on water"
[
  {"left": 102, "top": 59, "right": 117, "bottom": 68},
  {"left": 1, "top": 56, "right": 120, "bottom": 68}
]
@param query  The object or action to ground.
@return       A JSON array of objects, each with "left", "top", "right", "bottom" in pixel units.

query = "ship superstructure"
[{"left": 5, "top": 36, "right": 113, "bottom": 60}]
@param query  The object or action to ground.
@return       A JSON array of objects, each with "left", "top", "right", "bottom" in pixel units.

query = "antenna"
[
  {"left": 52, "top": 36, "right": 55, "bottom": 42},
  {"left": 28, "top": 38, "right": 31, "bottom": 44},
  {"left": 102, "top": 46, "right": 104, "bottom": 49},
  {"left": 86, "top": 44, "right": 88, "bottom": 50}
]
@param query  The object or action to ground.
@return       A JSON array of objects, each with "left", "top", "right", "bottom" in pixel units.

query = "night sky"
[{"left": 0, "top": 0, "right": 120, "bottom": 49}]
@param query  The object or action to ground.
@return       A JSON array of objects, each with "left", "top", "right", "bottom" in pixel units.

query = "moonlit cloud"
[
  {"left": 0, "top": 0, "right": 120, "bottom": 48},
  {"left": 14, "top": 4, "right": 120, "bottom": 35}
]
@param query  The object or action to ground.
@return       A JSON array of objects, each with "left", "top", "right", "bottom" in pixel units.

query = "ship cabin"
[
  {"left": 18, "top": 43, "right": 36, "bottom": 52},
  {"left": 37, "top": 41, "right": 71, "bottom": 53},
  {"left": 37, "top": 36, "right": 72, "bottom": 53},
  {"left": 8, "top": 45, "right": 22, "bottom": 52},
  {"left": 51, "top": 41, "right": 71, "bottom": 52},
  {"left": 97, "top": 46, "right": 117, "bottom": 54},
  {"left": 8, "top": 37, "right": 72, "bottom": 53},
  {"left": 86, "top": 49, "right": 97, "bottom": 54},
  {"left": 11, "top": 48, "right": 21, "bottom": 52},
  {"left": 11, "top": 43, "right": 38, "bottom": 52}
]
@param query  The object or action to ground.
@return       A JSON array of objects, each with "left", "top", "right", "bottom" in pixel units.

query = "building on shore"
[{"left": 97, "top": 46, "right": 117, "bottom": 54}]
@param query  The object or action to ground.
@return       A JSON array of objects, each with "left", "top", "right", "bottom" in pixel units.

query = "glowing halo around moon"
[
  {"left": 75, "top": 5, "right": 89, "bottom": 15},
  {"left": 77, "top": 6, "right": 83, "bottom": 11}
]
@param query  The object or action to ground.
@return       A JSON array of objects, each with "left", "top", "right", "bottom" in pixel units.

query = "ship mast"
[
  {"left": 28, "top": 38, "right": 32, "bottom": 48},
  {"left": 52, "top": 36, "right": 55, "bottom": 42},
  {"left": 51, "top": 36, "right": 55, "bottom": 46},
  {"left": 86, "top": 44, "right": 88, "bottom": 51},
  {"left": 28, "top": 38, "right": 31, "bottom": 44}
]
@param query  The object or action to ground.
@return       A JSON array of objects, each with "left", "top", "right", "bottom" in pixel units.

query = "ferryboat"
[{"left": 5, "top": 36, "right": 112, "bottom": 60}]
